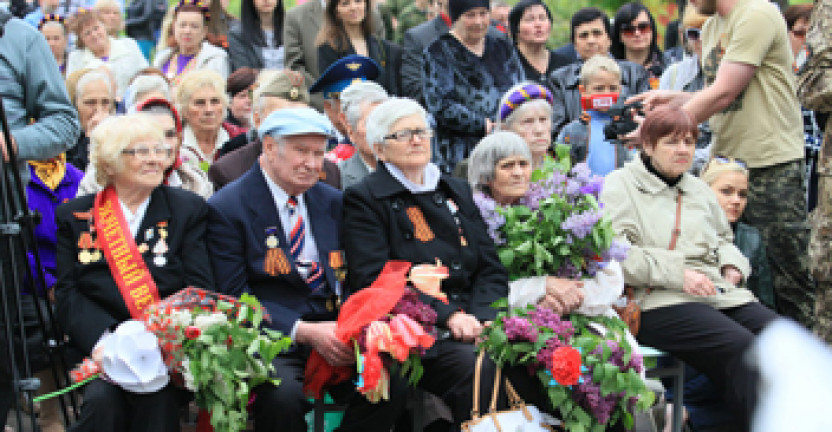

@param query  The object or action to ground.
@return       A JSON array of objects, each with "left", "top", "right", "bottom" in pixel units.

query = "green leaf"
[{"left": 498, "top": 248, "right": 515, "bottom": 267}]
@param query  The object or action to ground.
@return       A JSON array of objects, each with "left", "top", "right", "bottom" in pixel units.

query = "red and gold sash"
[{"left": 93, "top": 186, "right": 161, "bottom": 319}]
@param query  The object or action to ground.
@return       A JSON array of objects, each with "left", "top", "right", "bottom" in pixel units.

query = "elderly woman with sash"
[{"left": 55, "top": 113, "right": 213, "bottom": 432}]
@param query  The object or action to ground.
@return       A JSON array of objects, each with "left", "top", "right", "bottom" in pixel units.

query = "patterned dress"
[{"left": 422, "top": 33, "right": 524, "bottom": 172}]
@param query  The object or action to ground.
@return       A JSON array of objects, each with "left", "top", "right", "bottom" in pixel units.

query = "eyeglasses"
[
  {"left": 791, "top": 29, "right": 808, "bottom": 39},
  {"left": 576, "top": 29, "right": 605, "bottom": 40},
  {"left": 620, "top": 22, "right": 652, "bottom": 37},
  {"left": 383, "top": 128, "right": 433, "bottom": 143},
  {"left": 164, "top": 129, "right": 178, "bottom": 139},
  {"left": 685, "top": 28, "right": 701, "bottom": 41},
  {"left": 122, "top": 145, "right": 174, "bottom": 158}
]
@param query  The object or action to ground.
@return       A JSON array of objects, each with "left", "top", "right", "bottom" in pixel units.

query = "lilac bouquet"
[
  {"left": 474, "top": 145, "right": 628, "bottom": 280},
  {"left": 478, "top": 303, "right": 654, "bottom": 431}
]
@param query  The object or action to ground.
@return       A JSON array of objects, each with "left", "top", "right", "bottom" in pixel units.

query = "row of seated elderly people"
[{"left": 35, "top": 55, "right": 778, "bottom": 430}]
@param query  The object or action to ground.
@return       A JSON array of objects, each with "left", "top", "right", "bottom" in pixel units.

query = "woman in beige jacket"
[{"left": 600, "top": 107, "right": 777, "bottom": 432}]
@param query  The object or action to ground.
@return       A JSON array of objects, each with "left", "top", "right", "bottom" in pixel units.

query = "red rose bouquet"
[{"left": 304, "top": 260, "right": 448, "bottom": 402}]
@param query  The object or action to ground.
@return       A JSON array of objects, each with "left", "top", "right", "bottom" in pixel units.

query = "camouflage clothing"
[
  {"left": 742, "top": 161, "right": 815, "bottom": 328},
  {"left": 798, "top": 0, "right": 832, "bottom": 342},
  {"left": 395, "top": 4, "right": 428, "bottom": 44}
]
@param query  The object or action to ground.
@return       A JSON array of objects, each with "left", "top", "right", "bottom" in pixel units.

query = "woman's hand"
[
  {"left": 537, "top": 277, "right": 584, "bottom": 314},
  {"left": 721, "top": 265, "right": 743, "bottom": 286},
  {"left": 683, "top": 269, "right": 716, "bottom": 296},
  {"left": 296, "top": 321, "right": 355, "bottom": 367},
  {"left": 446, "top": 311, "right": 483, "bottom": 343}
]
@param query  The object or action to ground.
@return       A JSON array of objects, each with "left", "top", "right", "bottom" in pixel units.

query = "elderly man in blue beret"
[{"left": 206, "top": 108, "right": 405, "bottom": 432}]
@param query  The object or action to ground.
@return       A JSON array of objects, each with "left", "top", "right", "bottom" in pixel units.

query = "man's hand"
[
  {"left": 683, "top": 269, "right": 717, "bottom": 296},
  {"left": 446, "top": 311, "right": 483, "bottom": 343},
  {"left": 537, "top": 277, "right": 584, "bottom": 314},
  {"left": 626, "top": 90, "right": 691, "bottom": 112},
  {"left": 721, "top": 265, "right": 743, "bottom": 287},
  {"left": 295, "top": 321, "right": 355, "bottom": 367},
  {"left": 0, "top": 134, "right": 17, "bottom": 163}
]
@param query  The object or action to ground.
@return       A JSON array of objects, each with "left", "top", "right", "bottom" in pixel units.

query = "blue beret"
[
  {"left": 257, "top": 108, "right": 335, "bottom": 140},
  {"left": 309, "top": 55, "right": 381, "bottom": 99}
]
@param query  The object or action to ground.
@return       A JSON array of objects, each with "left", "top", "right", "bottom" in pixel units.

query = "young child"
[{"left": 557, "top": 55, "right": 636, "bottom": 175}]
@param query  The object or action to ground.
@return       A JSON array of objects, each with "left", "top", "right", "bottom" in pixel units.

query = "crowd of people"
[{"left": 0, "top": 0, "right": 830, "bottom": 431}]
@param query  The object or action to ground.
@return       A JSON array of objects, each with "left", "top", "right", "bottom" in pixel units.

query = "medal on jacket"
[
  {"left": 78, "top": 232, "right": 93, "bottom": 264},
  {"left": 406, "top": 206, "right": 435, "bottom": 242},
  {"left": 329, "top": 250, "right": 347, "bottom": 283},
  {"left": 264, "top": 227, "right": 291, "bottom": 276},
  {"left": 151, "top": 221, "right": 169, "bottom": 267},
  {"left": 326, "top": 294, "right": 341, "bottom": 312}
]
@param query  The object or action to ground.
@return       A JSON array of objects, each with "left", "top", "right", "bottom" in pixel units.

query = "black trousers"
[
  {"left": 68, "top": 379, "right": 184, "bottom": 431},
  {"left": 637, "top": 302, "right": 778, "bottom": 432},
  {"left": 252, "top": 349, "right": 408, "bottom": 432}
]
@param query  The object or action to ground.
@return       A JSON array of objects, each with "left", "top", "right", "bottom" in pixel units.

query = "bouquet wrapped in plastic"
[{"left": 304, "top": 261, "right": 448, "bottom": 402}]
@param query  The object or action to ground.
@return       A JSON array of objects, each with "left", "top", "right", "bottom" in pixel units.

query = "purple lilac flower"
[
  {"left": 391, "top": 289, "right": 438, "bottom": 326},
  {"left": 561, "top": 209, "right": 602, "bottom": 239},
  {"left": 602, "top": 239, "right": 630, "bottom": 262},
  {"left": 535, "top": 336, "right": 565, "bottom": 368},
  {"left": 472, "top": 191, "right": 506, "bottom": 244},
  {"left": 579, "top": 176, "right": 604, "bottom": 199},
  {"left": 572, "top": 377, "right": 619, "bottom": 424},
  {"left": 571, "top": 163, "right": 593, "bottom": 184},
  {"left": 503, "top": 317, "right": 538, "bottom": 342},
  {"left": 528, "top": 307, "right": 575, "bottom": 339}
]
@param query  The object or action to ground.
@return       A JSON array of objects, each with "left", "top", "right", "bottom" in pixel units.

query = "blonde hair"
[
  {"left": 682, "top": 6, "right": 708, "bottom": 29},
  {"left": 93, "top": 0, "right": 124, "bottom": 35},
  {"left": 580, "top": 54, "right": 621, "bottom": 85},
  {"left": 700, "top": 158, "right": 749, "bottom": 185},
  {"left": 90, "top": 114, "right": 166, "bottom": 186},
  {"left": 173, "top": 70, "right": 229, "bottom": 116}
]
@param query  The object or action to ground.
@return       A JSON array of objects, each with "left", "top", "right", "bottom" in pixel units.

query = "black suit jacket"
[
  {"left": 317, "top": 36, "right": 403, "bottom": 97},
  {"left": 342, "top": 163, "right": 508, "bottom": 325},
  {"left": 55, "top": 186, "right": 214, "bottom": 355},
  {"left": 207, "top": 163, "right": 344, "bottom": 336}
]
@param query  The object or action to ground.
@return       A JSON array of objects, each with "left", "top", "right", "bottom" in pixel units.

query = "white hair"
[
  {"left": 340, "top": 81, "right": 389, "bottom": 129},
  {"left": 365, "top": 97, "right": 429, "bottom": 154},
  {"left": 468, "top": 132, "right": 532, "bottom": 192},
  {"left": 75, "top": 70, "right": 113, "bottom": 105},
  {"left": 124, "top": 75, "right": 171, "bottom": 111}
]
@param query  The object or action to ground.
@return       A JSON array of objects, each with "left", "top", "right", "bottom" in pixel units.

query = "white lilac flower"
[{"left": 193, "top": 312, "right": 228, "bottom": 331}]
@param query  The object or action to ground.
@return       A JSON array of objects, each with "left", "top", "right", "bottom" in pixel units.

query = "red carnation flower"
[
  {"left": 184, "top": 326, "right": 201, "bottom": 339},
  {"left": 550, "top": 346, "right": 582, "bottom": 386}
]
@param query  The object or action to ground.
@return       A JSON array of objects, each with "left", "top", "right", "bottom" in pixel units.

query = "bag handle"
[
  {"left": 471, "top": 351, "right": 507, "bottom": 417},
  {"left": 625, "top": 189, "right": 683, "bottom": 299}
]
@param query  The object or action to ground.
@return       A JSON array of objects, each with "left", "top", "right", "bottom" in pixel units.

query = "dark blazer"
[
  {"left": 343, "top": 163, "right": 508, "bottom": 326},
  {"left": 228, "top": 21, "right": 269, "bottom": 71},
  {"left": 54, "top": 186, "right": 213, "bottom": 355},
  {"left": 401, "top": 17, "right": 505, "bottom": 101},
  {"left": 549, "top": 59, "right": 650, "bottom": 135},
  {"left": 207, "top": 163, "right": 343, "bottom": 336},
  {"left": 317, "top": 36, "right": 403, "bottom": 97},
  {"left": 208, "top": 136, "right": 342, "bottom": 191},
  {"left": 338, "top": 152, "right": 371, "bottom": 190}
]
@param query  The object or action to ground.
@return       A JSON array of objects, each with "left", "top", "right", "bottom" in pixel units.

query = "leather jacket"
[{"left": 549, "top": 59, "right": 650, "bottom": 135}]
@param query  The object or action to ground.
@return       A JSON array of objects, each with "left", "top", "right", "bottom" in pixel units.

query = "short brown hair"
[
  {"left": 640, "top": 107, "right": 699, "bottom": 151},
  {"left": 68, "top": 9, "right": 105, "bottom": 50},
  {"left": 784, "top": 4, "right": 813, "bottom": 30}
]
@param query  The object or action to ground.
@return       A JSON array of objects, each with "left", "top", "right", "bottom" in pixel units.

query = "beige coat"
[{"left": 600, "top": 156, "right": 758, "bottom": 311}]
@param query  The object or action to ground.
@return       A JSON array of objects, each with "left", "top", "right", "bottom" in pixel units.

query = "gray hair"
[
  {"left": 365, "top": 97, "right": 429, "bottom": 153},
  {"left": 75, "top": 71, "right": 113, "bottom": 105},
  {"left": 340, "top": 81, "right": 389, "bottom": 129},
  {"left": 124, "top": 75, "right": 171, "bottom": 111},
  {"left": 468, "top": 131, "right": 532, "bottom": 191}
]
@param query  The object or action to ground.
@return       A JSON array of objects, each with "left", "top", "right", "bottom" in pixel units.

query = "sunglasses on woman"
[
  {"left": 685, "top": 28, "right": 701, "bottom": 41},
  {"left": 620, "top": 22, "right": 651, "bottom": 37}
]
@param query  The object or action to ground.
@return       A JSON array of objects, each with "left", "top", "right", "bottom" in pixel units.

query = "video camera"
[{"left": 603, "top": 101, "right": 644, "bottom": 141}]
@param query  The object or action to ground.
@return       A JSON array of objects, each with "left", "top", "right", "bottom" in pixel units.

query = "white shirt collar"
[
  {"left": 119, "top": 196, "right": 152, "bottom": 238},
  {"left": 385, "top": 162, "right": 441, "bottom": 193}
]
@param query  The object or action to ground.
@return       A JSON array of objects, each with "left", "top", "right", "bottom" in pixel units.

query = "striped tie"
[{"left": 287, "top": 196, "right": 324, "bottom": 292}]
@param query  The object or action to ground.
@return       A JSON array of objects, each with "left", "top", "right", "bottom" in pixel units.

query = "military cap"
[{"left": 309, "top": 55, "right": 381, "bottom": 100}]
